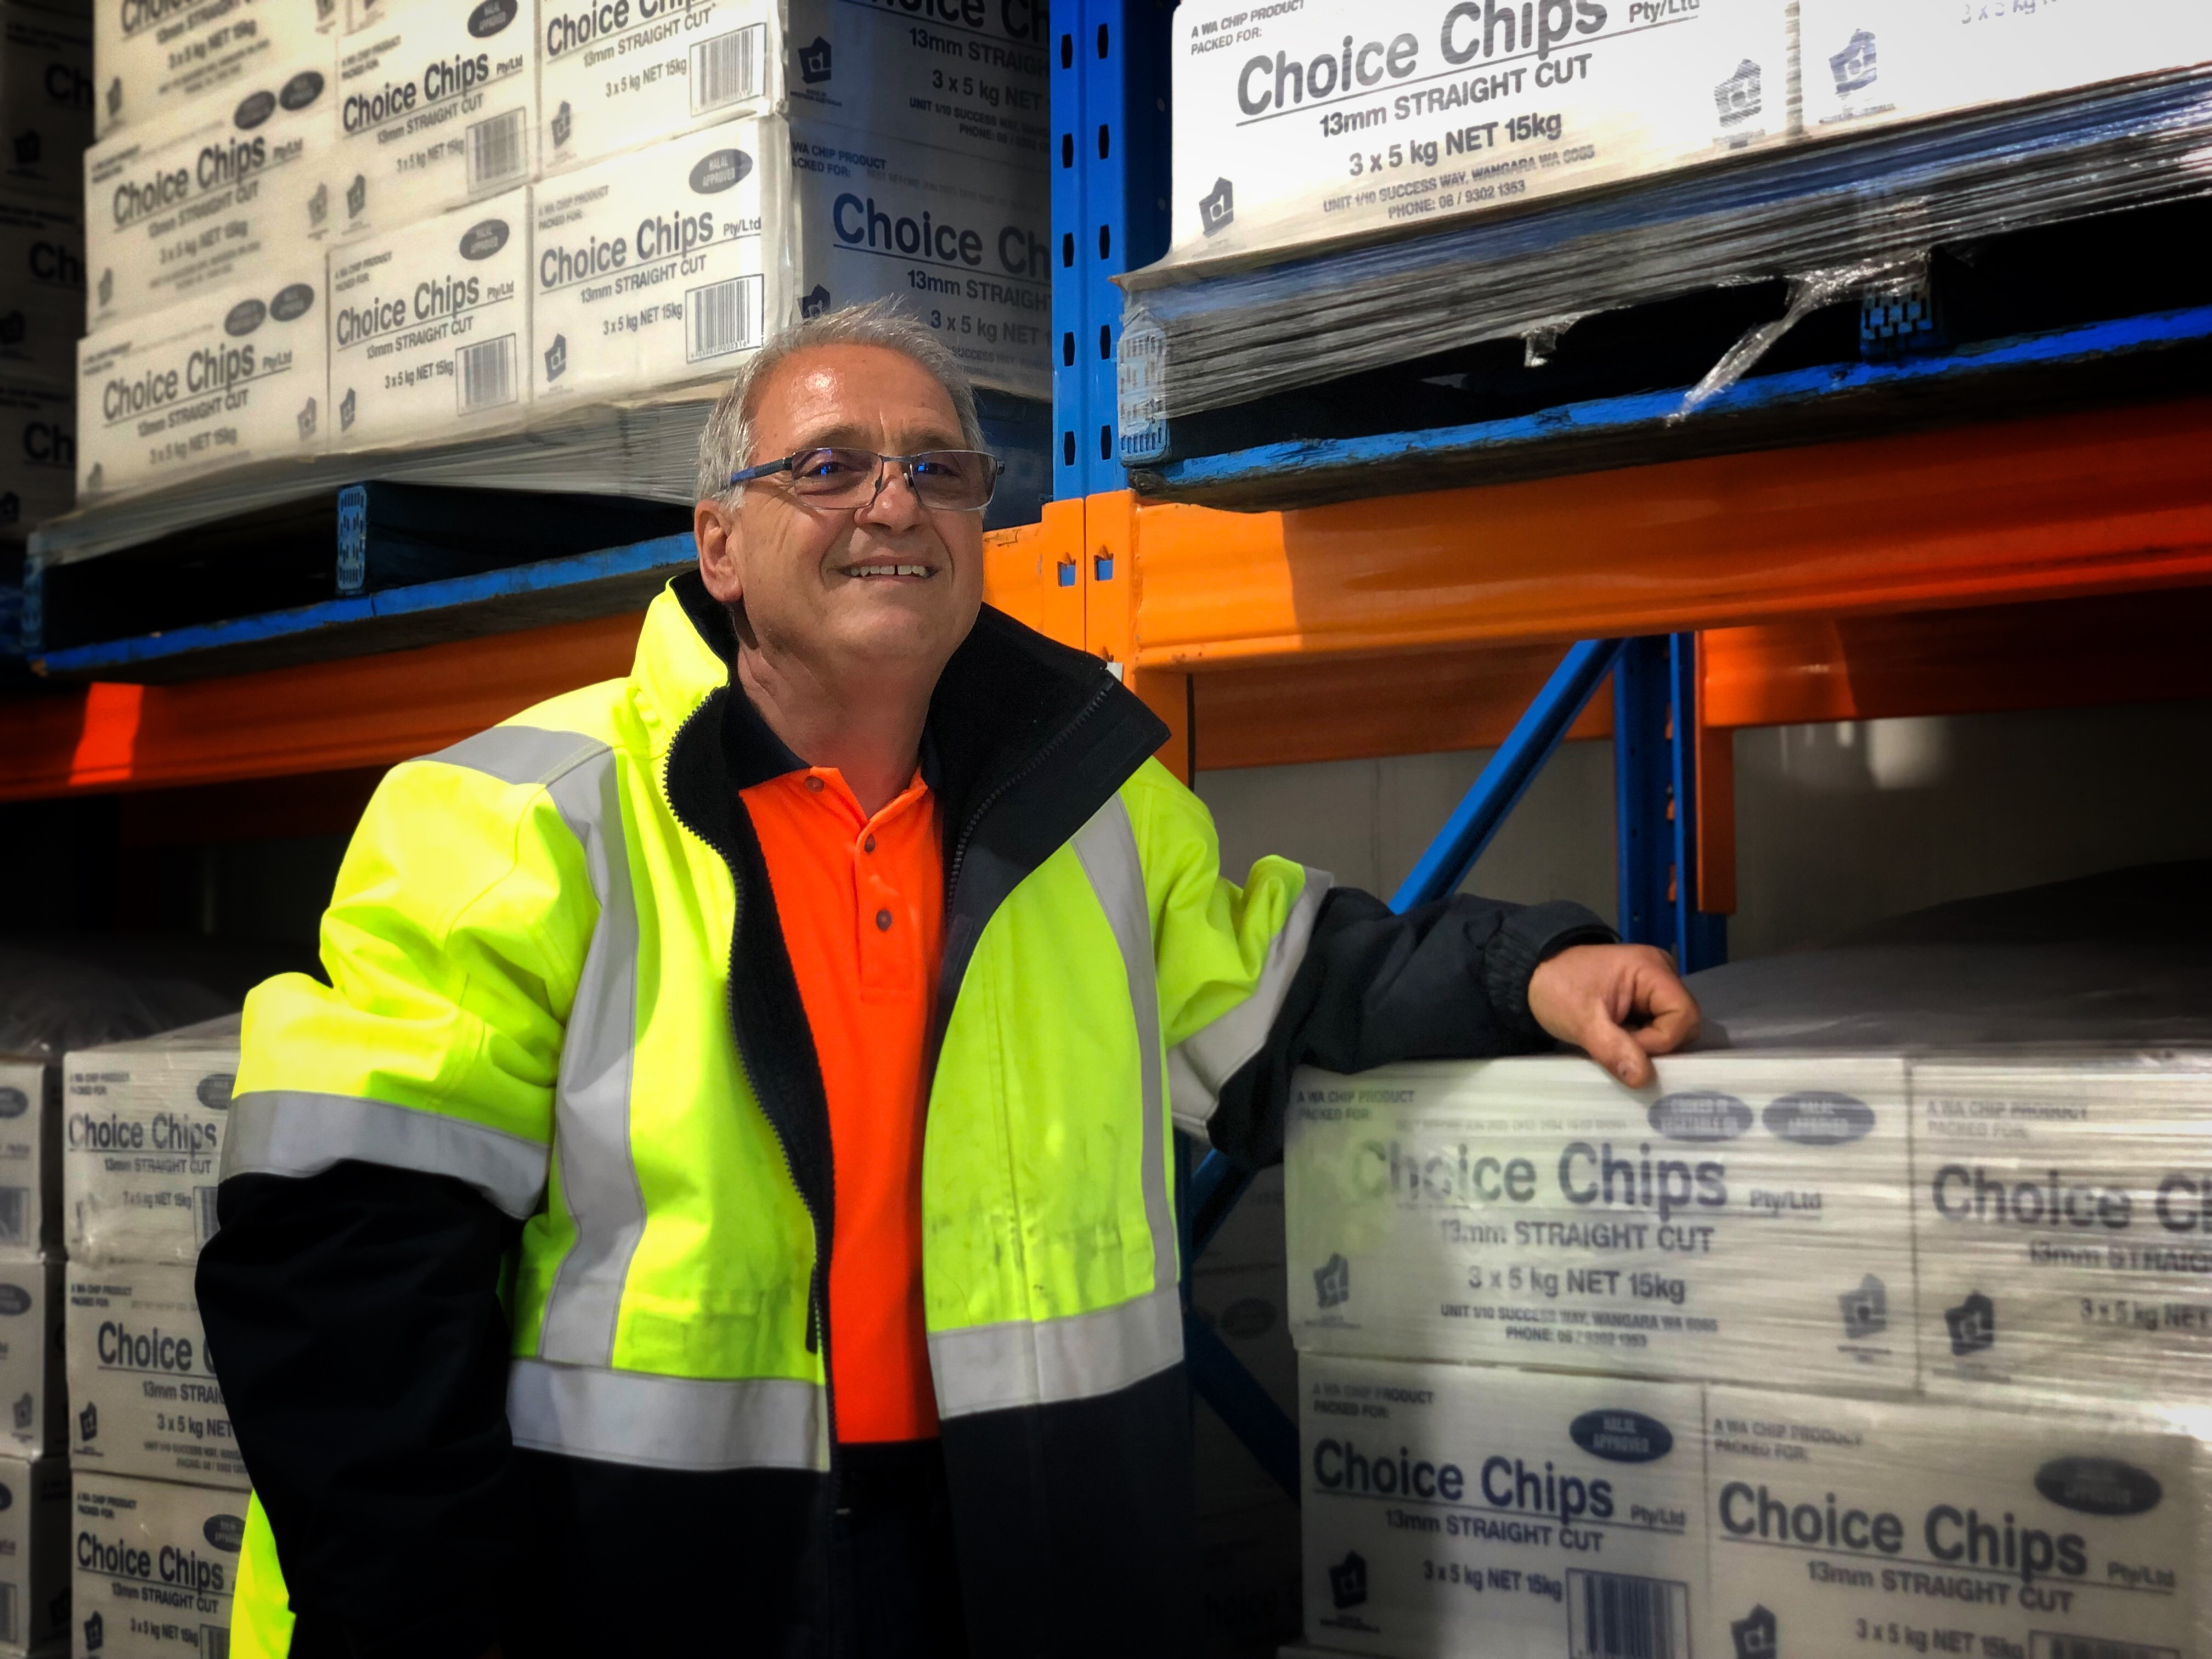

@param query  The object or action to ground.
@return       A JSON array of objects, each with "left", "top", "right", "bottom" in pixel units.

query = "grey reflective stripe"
[
  {"left": 224, "top": 1090, "right": 549, "bottom": 1218},
  {"left": 537, "top": 749, "right": 648, "bottom": 1367},
  {"left": 420, "top": 721, "right": 650, "bottom": 1367},
  {"left": 1165, "top": 866, "right": 1333, "bottom": 1143},
  {"left": 417, "top": 724, "right": 611, "bottom": 788},
  {"left": 927, "top": 1283, "right": 1182, "bottom": 1420},
  {"left": 506, "top": 1358, "right": 828, "bottom": 1472},
  {"left": 1070, "top": 795, "right": 1178, "bottom": 1297}
]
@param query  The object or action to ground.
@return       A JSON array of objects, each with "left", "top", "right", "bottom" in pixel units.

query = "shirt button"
[
  {"left": 862, "top": 835, "right": 876, "bottom": 854},
  {"left": 805, "top": 777, "right": 825, "bottom": 793},
  {"left": 876, "top": 909, "right": 893, "bottom": 932}
]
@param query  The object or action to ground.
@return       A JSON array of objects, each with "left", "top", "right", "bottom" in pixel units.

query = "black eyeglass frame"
[{"left": 725, "top": 447, "right": 1005, "bottom": 512}]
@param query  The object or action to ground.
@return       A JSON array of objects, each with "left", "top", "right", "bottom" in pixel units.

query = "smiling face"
[{"left": 694, "top": 343, "right": 986, "bottom": 685}]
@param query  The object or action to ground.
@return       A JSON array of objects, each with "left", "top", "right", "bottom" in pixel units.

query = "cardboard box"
[
  {"left": 331, "top": 0, "right": 537, "bottom": 242},
  {"left": 1192, "top": 1262, "right": 1297, "bottom": 1519},
  {"left": 2, "top": 2, "right": 94, "bottom": 201},
  {"left": 0, "top": 1260, "right": 62, "bottom": 1456},
  {"left": 69, "top": 1474, "right": 242, "bottom": 1659},
  {"left": 328, "top": 183, "right": 528, "bottom": 446},
  {"left": 0, "top": 192, "right": 84, "bottom": 385},
  {"left": 537, "top": 0, "right": 1048, "bottom": 177},
  {"left": 0, "top": 1454, "right": 70, "bottom": 1658},
  {"left": 61, "top": 1019, "right": 238, "bottom": 1266},
  {"left": 1299, "top": 1353, "right": 1707, "bottom": 1658},
  {"left": 0, "top": 1060, "right": 58, "bottom": 1260},
  {"left": 531, "top": 113, "right": 1048, "bottom": 405},
  {"left": 1910, "top": 1052, "right": 2212, "bottom": 1410},
  {"left": 1801, "top": 0, "right": 2212, "bottom": 137},
  {"left": 75, "top": 261, "right": 327, "bottom": 504},
  {"left": 84, "top": 48, "right": 342, "bottom": 330},
  {"left": 66, "top": 1265, "right": 245, "bottom": 1490},
  {"left": 1285, "top": 1055, "right": 1920, "bottom": 1394},
  {"left": 1162, "top": 0, "right": 1788, "bottom": 268},
  {"left": 94, "top": 0, "right": 336, "bottom": 140},
  {"left": 1706, "top": 1385, "right": 2207, "bottom": 1659},
  {"left": 0, "top": 377, "right": 74, "bottom": 539}
]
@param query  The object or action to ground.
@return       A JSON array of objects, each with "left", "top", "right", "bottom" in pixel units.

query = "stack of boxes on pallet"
[
  {"left": 0, "top": 1050, "right": 67, "bottom": 1658},
  {"left": 0, "top": 0, "right": 89, "bottom": 548},
  {"left": 1281, "top": 1052, "right": 2212, "bottom": 1658},
  {"left": 62, "top": 1019, "right": 245, "bottom": 1659},
  {"left": 73, "top": 0, "right": 1051, "bottom": 505}
]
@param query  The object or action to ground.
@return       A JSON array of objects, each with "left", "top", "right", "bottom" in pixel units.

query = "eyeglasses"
[{"left": 727, "top": 447, "right": 1003, "bottom": 512}]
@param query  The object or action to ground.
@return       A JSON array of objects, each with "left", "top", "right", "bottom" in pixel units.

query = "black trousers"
[{"left": 832, "top": 1439, "right": 970, "bottom": 1659}]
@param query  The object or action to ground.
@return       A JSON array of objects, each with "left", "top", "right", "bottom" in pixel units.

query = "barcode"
[
  {"left": 686, "top": 274, "right": 762, "bottom": 363},
  {"left": 465, "top": 108, "right": 528, "bottom": 191},
  {"left": 2032, "top": 1638, "right": 2179, "bottom": 1659},
  {"left": 0, "top": 1579, "right": 16, "bottom": 1645},
  {"left": 202, "top": 1623, "right": 230, "bottom": 1658},
  {"left": 457, "top": 335, "right": 518, "bottom": 413},
  {"left": 0, "top": 1186, "right": 23, "bottom": 1245},
  {"left": 1567, "top": 1570, "right": 1686, "bottom": 1659},
  {"left": 195, "top": 1186, "right": 222, "bottom": 1248},
  {"left": 690, "top": 24, "right": 763, "bottom": 112}
]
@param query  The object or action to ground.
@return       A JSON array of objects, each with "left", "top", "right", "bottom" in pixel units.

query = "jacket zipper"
[{"left": 942, "top": 674, "right": 1116, "bottom": 931}]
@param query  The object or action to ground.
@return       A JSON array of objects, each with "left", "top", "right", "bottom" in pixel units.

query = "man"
[{"left": 198, "top": 300, "right": 1699, "bottom": 1659}]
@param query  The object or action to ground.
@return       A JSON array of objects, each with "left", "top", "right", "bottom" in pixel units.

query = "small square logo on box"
[
  {"left": 1314, "top": 1252, "right": 1350, "bottom": 1309},
  {"left": 300, "top": 397, "right": 319, "bottom": 441},
  {"left": 340, "top": 388, "right": 357, "bottom": 431},
  {"left": 347, "top": 174, "right": 368, "bottom": 219},
  {"left": 1831, "top": 29, "right": 1877, "bottom": 94},
  {"left": 106, "top": 78, "right": 123, "bottom": 119},
  {"left": 12, "top": 130, "right": 40, "bottom": 166},
  {"left": 311, "top": 183, "right": 330, "bottom": 228},
  {"left": 1946, "top": 1291, "right": 1995, "bottom": 1356},
  {"left": 552, "top": 100, "right": 573, "bottom": 149},
  {"left": 80, "top": 1400, "right": 98, "bottom": 1441},
  {"left": 1198, "top": 179, "right": 1234, "bottom": 236},
  {"left": 10, "top": 1391, "right": 29, "bottom": 1431},
  {"left": 0, "top": 493, "right": 17, "bottom": 524},
  {"left": 0, "top": 312, "right": 21, "bottom": 346},
  {"left": 798, "top": 37, "right": 833, "bottom": 83},
  {"left": 1328, "top": 1551, "right": 1368, "bottom": 1610},
  {"left": 1713, "top": 60, "right": 1762, "bottom": 125},
  {"left": 1731, "top": 1604, "right": 1778, "bottom": 1659},
  {"left": 801, "top": 285, "right": 832, "bottom": 319},
  {"left": 98, "top": 269, "right": 114, "bottom": 308},
  {"left": 84, "top": 1612, "right": 105, "bottom": 1652},
  {"left": 1838, "top": 1274, "right": 1886, "bottom": 1340},
  {"left": 544, "top": 334, "right": 568, "bottom": 382}
]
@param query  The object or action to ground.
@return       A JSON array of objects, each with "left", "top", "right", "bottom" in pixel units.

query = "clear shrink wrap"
[
  {"left": 69, "top": 1473, "right": 241, "bottom": 1659},
  {"left": 2, "top": 1, "right": 93, "bottom": 200},
  {"left": 0, "top": 1453, "right": 69, "bottom": 1659},
  {"left": 1285, "top": 1055, "right": 1920, "bottom": 1395},
  {"left": 83, "top": 48, "right": 342, "bottom": 331},
  {"left": 93, "top": 0, "right": 336, "bottom": 139},
  {"left": 0, "top": 1058, "right": 57, "bottom": 1260},
  {"left": 61, "top": 1017, "right": 236, "bottom": 1267},
  {"left": 1705, "top": 1386, "right": 2209, "bottom": 1659},
  {"left": 537, "top": 0, "right": 1048, "bottom": 178},
  {"left": 1299, "top": 1352, "right": 1708, "bottom": 1659},
  {"left": 331, "top": 0, "right": 535, "bottom": 242},
  {"left": 75, "top": 258, "right": 328, "bottom": 505},
  {"left": 1165, "top": 0, "right": 1788, "bottom": 269},
  {"left": 66, "top": 1263, "right": 246, "bottom": 1488},
  {"left": 0, "top": 193, "right": 84, "bottom": 385},
  {"left": 329, "top": 185, "right": 529, "bottom": 447}
]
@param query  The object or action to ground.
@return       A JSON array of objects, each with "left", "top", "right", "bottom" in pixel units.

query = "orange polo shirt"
[{"left": 740, "top": 763, "right": 945, "bottom": 1444}]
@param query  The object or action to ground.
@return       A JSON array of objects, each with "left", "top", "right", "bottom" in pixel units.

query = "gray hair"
[{"left": 694, "top": 297, "right": 985, "bottom": 503}]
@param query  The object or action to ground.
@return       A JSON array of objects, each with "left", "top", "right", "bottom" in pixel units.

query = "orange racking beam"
[{"left": 1123, "top": 399, "right": 2212, "bottom": 669}]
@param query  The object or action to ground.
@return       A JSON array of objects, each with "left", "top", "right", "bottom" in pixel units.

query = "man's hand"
[{"left": 1527, "top": 943, "right": 1701, "bottom": 1087}]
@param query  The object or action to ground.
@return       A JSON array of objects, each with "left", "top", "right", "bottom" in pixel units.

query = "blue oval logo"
[
  {"left": 1764, "top": 1092, "right": 1876, "bottom": 1146},
  {"left": 1220, "top": 1296, "right": 1276, "bottom": 1340},
  {"left": 2035, "top": 1458, "right": 2162, "bottom": 1517},
  {"left": 0, "top": 1087, "right": 26, "bottom": 1119},
  {"left": 269, "top": 284, "right": 314, "bottom": 323},
  {"left": 467, "top": 0, "right": 515, "bottom": 35},
  {"left": 459, "top": 218, "right": 508, "bottom": 259},
  {"left": 233, "top": 90, "right": 276, "bottom": 128},
  {"left": 0, "top": 1286, "right": 30, "bottom": 1317},
  {"left": 196, "top": 1073, "right": 235, "bottom": 1111},
  {"left": 1647, "top": 1091, "right": 1752, "bottom": 1143},
  {"left": 689, "top": 148, "right": 752, "bottom": 194},
  {"left": 1570, "top": 1408, "right": 1674, "bottom": 1464},
  {"left": 279, "top": 70, "right": 326, "bottom": 111},
  {"left": 205, "top": 1514, "right": 246, "bottom": 1551},
  {"left": 224, "top": 299, "right": 266, "bottom": 336}
]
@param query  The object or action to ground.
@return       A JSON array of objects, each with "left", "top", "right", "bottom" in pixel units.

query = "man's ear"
[{"left": 695, "top": 499, "right": 743, "bottom": 605}]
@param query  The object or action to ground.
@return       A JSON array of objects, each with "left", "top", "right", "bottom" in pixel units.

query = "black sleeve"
[
  {"left": 195, "top": 1163, "right": 522, "bottom": 1659},
  {"left": 1205, "top": 889, "right": 1616, "bottom": 1167}
]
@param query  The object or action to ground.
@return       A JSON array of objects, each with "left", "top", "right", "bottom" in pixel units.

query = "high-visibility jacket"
[{"left": 198, "top": 573, "right": 1609, "bottom": 1659}]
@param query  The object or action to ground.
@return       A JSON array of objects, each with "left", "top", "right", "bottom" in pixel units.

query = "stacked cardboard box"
[
  {"left": 1282, "top": 1052, "right": 2212, "bottom": 1657},
  {"left": 62, "top": 1020, "right": 245, "bottom": 1659},
  {"left": 72, "top": 0, "right": 1052, "bottom": 510},
  {"left": 0, "top": 1052, "right": 70, "bottom": 1659}
]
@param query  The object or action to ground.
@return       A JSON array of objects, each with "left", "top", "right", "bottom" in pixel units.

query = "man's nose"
[{"left": 856, "top": 459, "right": 929, "bottom": 529}]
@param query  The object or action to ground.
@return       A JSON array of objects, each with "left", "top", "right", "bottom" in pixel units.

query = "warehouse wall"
[{"left": 1196, "top": 697, "right": 2212, "bottom": 958}]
